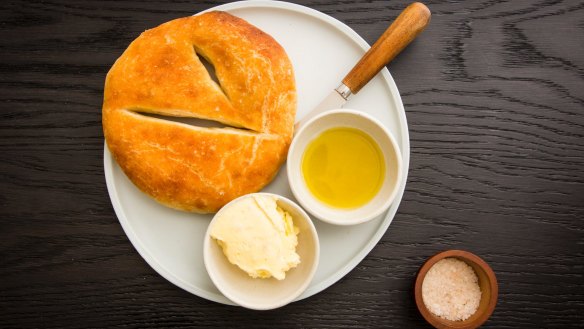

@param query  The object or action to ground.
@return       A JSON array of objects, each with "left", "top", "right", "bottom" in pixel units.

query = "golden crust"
[{"left": 102, "top": 11, "right": 296, "bottom": 213}]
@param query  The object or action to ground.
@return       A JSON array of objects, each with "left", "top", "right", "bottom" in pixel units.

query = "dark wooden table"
[{"left": 2, "top": 0, "right": 583, "bottom": 327}]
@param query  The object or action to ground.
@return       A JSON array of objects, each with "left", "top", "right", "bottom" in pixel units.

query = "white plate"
[{"left": 103, "top": 0, "right": 410, "bottom": 305}]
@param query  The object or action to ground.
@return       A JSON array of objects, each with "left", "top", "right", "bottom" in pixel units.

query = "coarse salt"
[{"left": 422, "top": 257, "right": 482, "bottom": 321}]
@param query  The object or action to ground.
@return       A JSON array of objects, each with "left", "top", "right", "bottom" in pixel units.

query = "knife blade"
[{"left": 294, "top": 2, "right": 431, "bottom": 132}]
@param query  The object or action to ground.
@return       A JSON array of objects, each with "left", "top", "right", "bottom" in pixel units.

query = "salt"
[{"left": 422, "top": 257, "right": 482, "bottom": 321}]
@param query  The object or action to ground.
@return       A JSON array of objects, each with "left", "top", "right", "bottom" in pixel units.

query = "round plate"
[{"left": 103, "top": 0, "right": 410, "bottom": 305}]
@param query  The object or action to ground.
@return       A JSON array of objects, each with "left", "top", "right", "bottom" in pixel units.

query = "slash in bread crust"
[{"left": 102, "top": 11, "right": 296, "bottom": 213}]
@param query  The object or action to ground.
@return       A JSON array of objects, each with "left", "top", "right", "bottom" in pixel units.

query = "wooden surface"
[{"left": 1, "top": 0, "right": 583, "bottom": 327}]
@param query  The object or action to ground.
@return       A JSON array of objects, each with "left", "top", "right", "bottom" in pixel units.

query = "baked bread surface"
[{"left": 103, "top": 11, "right": 296, "bottom": 213}]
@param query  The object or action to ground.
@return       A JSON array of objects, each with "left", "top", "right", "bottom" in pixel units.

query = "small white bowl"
[
  {"left": 203, "top": 193, "right": 320, "bottom": 310},
  {"left": 287, "top": 109, "right": 403, "bottom": 225}
]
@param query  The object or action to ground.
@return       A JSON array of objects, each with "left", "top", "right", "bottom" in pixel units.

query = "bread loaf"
[{"left": 102, "top": 11, "right": 296, "bottom": 213}]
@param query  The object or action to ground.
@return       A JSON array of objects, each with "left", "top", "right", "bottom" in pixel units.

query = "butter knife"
[{"left": 295, "top": 2, "right": 431, "bottom": 131}]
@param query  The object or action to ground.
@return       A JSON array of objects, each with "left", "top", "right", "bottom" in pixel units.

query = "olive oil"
[{"left": 301, "top": 127, "right": 385, "bottom": 209}]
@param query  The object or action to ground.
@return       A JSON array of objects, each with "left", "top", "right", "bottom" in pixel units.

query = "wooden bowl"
[{"left": 414, "top": 250, "right": 498, "bottom": 329}]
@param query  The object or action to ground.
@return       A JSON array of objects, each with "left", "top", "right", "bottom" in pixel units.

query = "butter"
[{"left": 210, "top": 195, "right": 301, "bottom": 280}]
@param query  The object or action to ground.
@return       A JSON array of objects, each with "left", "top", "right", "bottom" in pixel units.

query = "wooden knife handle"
[{"left": 342, "top": 2, "right": 431, "bottom": 94}]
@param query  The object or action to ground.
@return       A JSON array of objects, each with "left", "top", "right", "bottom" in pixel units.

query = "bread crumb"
[{"left": 422, "top": 257, "right": 482, "bottom": 321}]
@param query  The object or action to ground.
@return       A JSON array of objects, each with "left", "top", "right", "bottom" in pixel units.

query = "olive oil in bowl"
[{"left": 301, "top": 127, "right": 385, "bottom": 209}]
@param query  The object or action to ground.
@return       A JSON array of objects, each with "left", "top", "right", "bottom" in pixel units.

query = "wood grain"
[{"left": 1, "top": 0, "right": 583, "bottom": 328}]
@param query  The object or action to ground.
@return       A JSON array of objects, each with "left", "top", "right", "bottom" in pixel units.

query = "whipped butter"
[{"left": 210, "top": 195, "right": 301, "bottom": 280}]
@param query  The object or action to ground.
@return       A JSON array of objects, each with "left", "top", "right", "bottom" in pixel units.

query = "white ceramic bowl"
[
  {"left": 287, "top": 109, "right": 403, "bottom": 225},
  {"left": 203, "top": 193, "right": 320, "bottom": 310}
]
